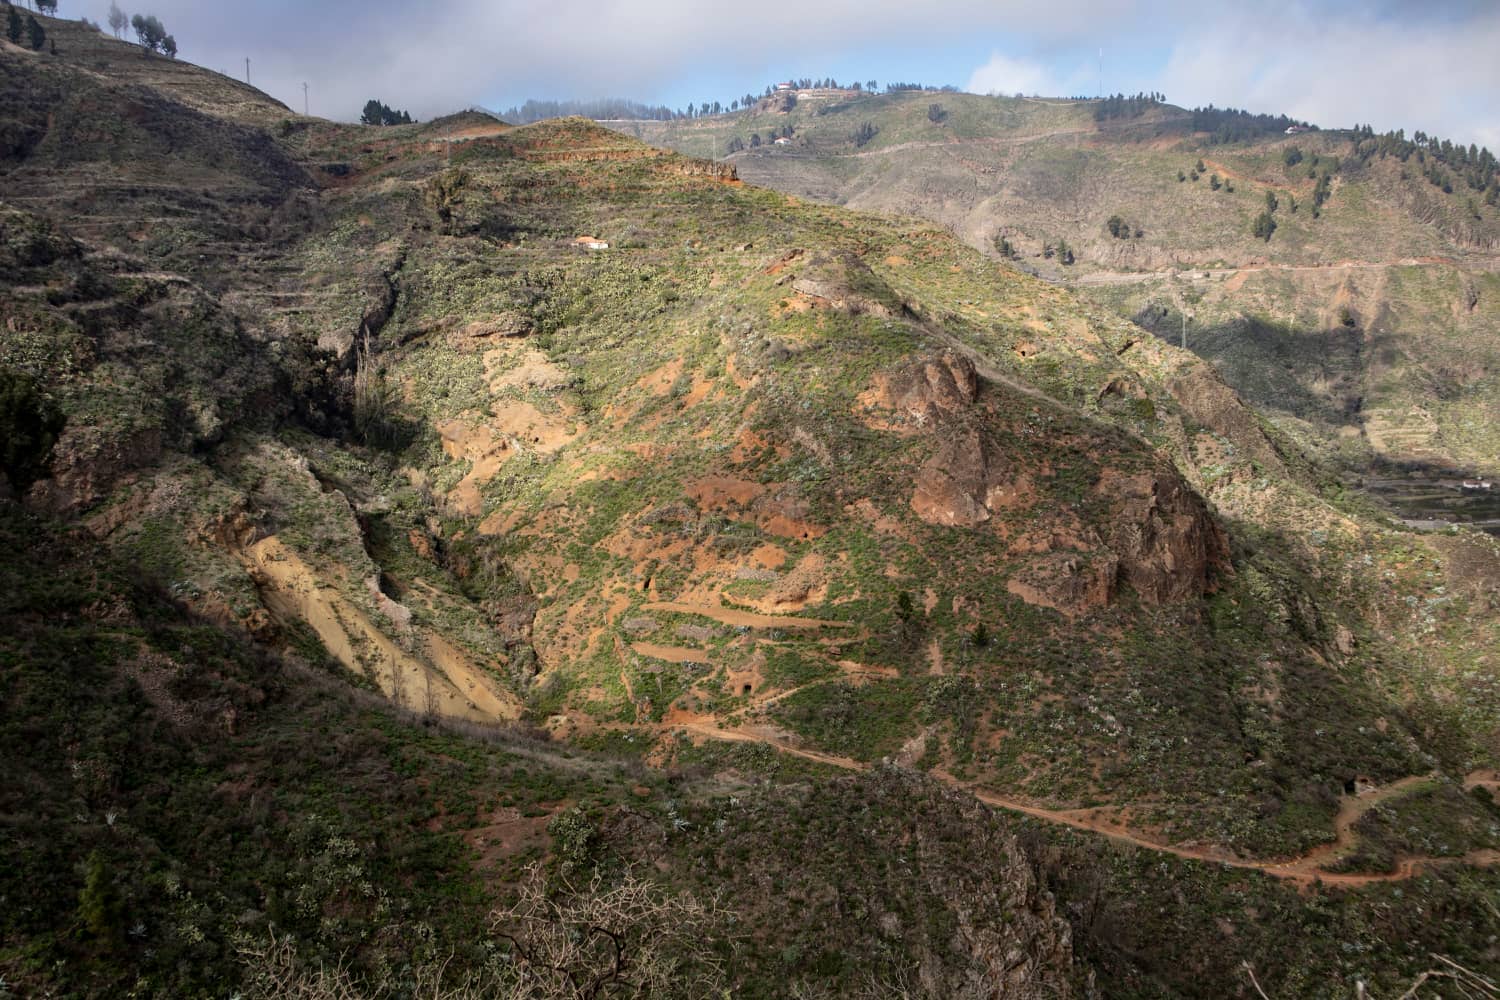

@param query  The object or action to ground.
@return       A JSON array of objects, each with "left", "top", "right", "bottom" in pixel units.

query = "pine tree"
[
  {"left": 26, "top": 14, "right": 45, "bottom": 50},
  {"left": 77, "top": 850, "right": 123, "bottom": 944},
  {"left": 7, "top": 6, "right": 22, "bottom": 45},
  {"left": 1252, "top": 211, "right": 1277, "bottom": 242}
]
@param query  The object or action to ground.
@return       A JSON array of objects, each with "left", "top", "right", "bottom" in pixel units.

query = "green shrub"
[{"left": 0, "top": 366, "right": 64, "bottom": 493}]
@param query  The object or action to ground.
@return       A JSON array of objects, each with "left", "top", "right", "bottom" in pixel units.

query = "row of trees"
[
  {"left": 90, "top": 3, "right": 175, "bottom": 56},
  {"left": 1279, "top": 148, "right": 1334, "bottom": 215},
  {"left": 1093, "top": 91, "right": 1165, "bottom": 122},
  {"left": 1190, "top": 105, "right": 1313, "bottom": 145},
  {"left": 499, "top": 77, "right": 969, "bottom": 127},
  {"left": 1177, "top": 158, "right": 1233, "bottom": 192},
  {"left": 360, "top": 99, "right": 413, "bottom": 126},
  {"left": 1341, "top": 124, "right": 1498, "bottom": 206},
  {"left": 129, "top": 13, "right": 173, "bottom": 56},
  {"left": 5, "top": 5, "right": 47, "bottom": 49},
  {"left": 500, "top": 79, "right": 913, "bottom": 126}
]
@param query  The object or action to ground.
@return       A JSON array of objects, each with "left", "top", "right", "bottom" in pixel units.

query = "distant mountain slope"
[{"left": 607, "top": 90, "right": 1500, "bottom": 473}]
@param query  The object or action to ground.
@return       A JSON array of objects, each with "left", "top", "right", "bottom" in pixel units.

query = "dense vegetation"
[
  {"left": 359, "top": 99, "right": 413, "bottom": 126},
  {"left": 1093, "top": 91, "right": 1166, "bottom": 121},
  {"left": 1188, "top": 104, "right": 1312, "bottom": 144}
]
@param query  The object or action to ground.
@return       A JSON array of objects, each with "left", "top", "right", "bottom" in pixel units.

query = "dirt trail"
[
  {"left": 746, "top": 117, "right": 1177, "bottom": 163},
  {"left": 675, "top": 720, "right": 1500, "bottom": 888},
  {"left": 630, "top": 642, "right": 710, "bottom": 663},
  {"left": 1071, "top": 258, "right": 1466, "bottom": 287},
  {"left": 641, "top": 601, "right": 851, "bottom": 630}
]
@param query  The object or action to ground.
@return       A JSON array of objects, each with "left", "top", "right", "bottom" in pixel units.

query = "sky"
[{"left": 93, "top": 0, "right": 1500, "bottom": 150}]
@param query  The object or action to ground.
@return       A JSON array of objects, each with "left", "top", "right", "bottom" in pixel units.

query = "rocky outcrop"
[
  {"left": 1007, "top": 551, "right": 1117, "bottom": 616},
  {"left": 860, "top": 349, "right": 979, "bottom": 428},
  {"left": 788, "top": 252, "right": 902, "bottom": 319},
  {"left": 758, "top": 91, "right": 797, "bottom": 114},
  {"left": 863, "top": 351, "right": 1228, "bottom": 613},
  {"left": 911, "top": 428, "right": 1026, "bottom": 527},
  {"left": 1165, "top": 368, "right": 1287, "bottom": 478},
  {"left": 27, "top": 425, "right": 162, "bottom": 515},
  {"left": 1096, "top": 459, "right": 1231, "bottom": 605}
]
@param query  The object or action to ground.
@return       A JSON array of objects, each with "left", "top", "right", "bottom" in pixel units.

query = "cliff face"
[
  {"left": 1097, "top": 458, "right": 1232, "bottom": 606},
  {"left": 866, "top": 351, "right": 1228, "bottom": 615}
]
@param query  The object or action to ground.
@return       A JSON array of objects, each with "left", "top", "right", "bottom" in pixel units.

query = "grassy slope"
[
  {"left": 3, "top": 17, "right": 1500, "bottom": 996},
  {"left": 609, "top": 91, "right": 1500, "bottom": 470}
]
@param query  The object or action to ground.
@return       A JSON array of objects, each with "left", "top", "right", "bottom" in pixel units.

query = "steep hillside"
[
  {"left": 608, "top": 90, "right": 1500, "bottom": 477},
  {"left": 4, "top": 15, "right": 1500, "bottom": 997}
]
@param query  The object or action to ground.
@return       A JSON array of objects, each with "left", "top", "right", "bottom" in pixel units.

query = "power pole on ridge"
[
  {"left": 303, "top": 81, "right": 309, "bottom": 116},
  {"left": 244, "top": 57, "right": 250, "bottom": 86}
]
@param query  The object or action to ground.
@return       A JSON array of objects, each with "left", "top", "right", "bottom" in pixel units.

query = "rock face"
[
  {"left": 1097, "top": 460, "right": 1232, "bottom": 606},
  {"left": 864, "top": 351, "right": 1229, "bottom": 614},
  {"left": 911, "top": 427, "right": 1015, "bottom": 527},
  {"left": 27, "top": 425, "right": 163, "bottom": 515},
  {"left": 888, "top": 349, "right": 979, "bottom": 423},
  {"left": 1007, "top": 551, "right": 1117, "bottom": 615},
  {"left": 1165, "top": 369, "right": 1287, "bottom": 478}
]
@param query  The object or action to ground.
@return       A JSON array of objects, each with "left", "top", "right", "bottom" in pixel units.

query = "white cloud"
[
  {"left": 1156, "top": 3, "right": 1500, "bottom": 147},
  {"left": 966, "top": 53, "right": 1053, "bottom": 97},
  {"left": 111, "top": 0, "right": 1500, "bottom": 148},
  {"left": 123, "top": 0, "right": 1146, "bottom": 121}
]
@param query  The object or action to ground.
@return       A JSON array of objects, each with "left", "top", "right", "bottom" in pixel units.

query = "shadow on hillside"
[{"left": 1131, "top": 308, "right": 1364, "bottom": 429}]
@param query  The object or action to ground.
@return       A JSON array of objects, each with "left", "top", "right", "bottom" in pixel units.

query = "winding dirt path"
[
  {"left": 675, "top": 720, "right": 1500, "bottom": 888},
  {"left": 641, "top": 601, "right": 851, "bottom": 630},
  {"left": 1071, "top": 257, "right": 1466, "bottom": 287}
]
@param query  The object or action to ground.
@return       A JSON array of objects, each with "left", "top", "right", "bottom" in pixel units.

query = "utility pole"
[
  {"left": 1098, "top": 47, "right": 1102, "bottom": 98},
  {"left": 244, "top": 58, "right": 250, "bottom": 85},
  {"left": 302, "top": 82, "right": 309, "bottom": 116}
]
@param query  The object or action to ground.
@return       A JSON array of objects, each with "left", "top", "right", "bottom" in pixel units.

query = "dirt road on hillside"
[
  {"left": 1071, "top": 257, "right": 1465, "bottom": 287},
  {"left": 676, "top": 720, "right": 1500, "bottom": 888}
]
